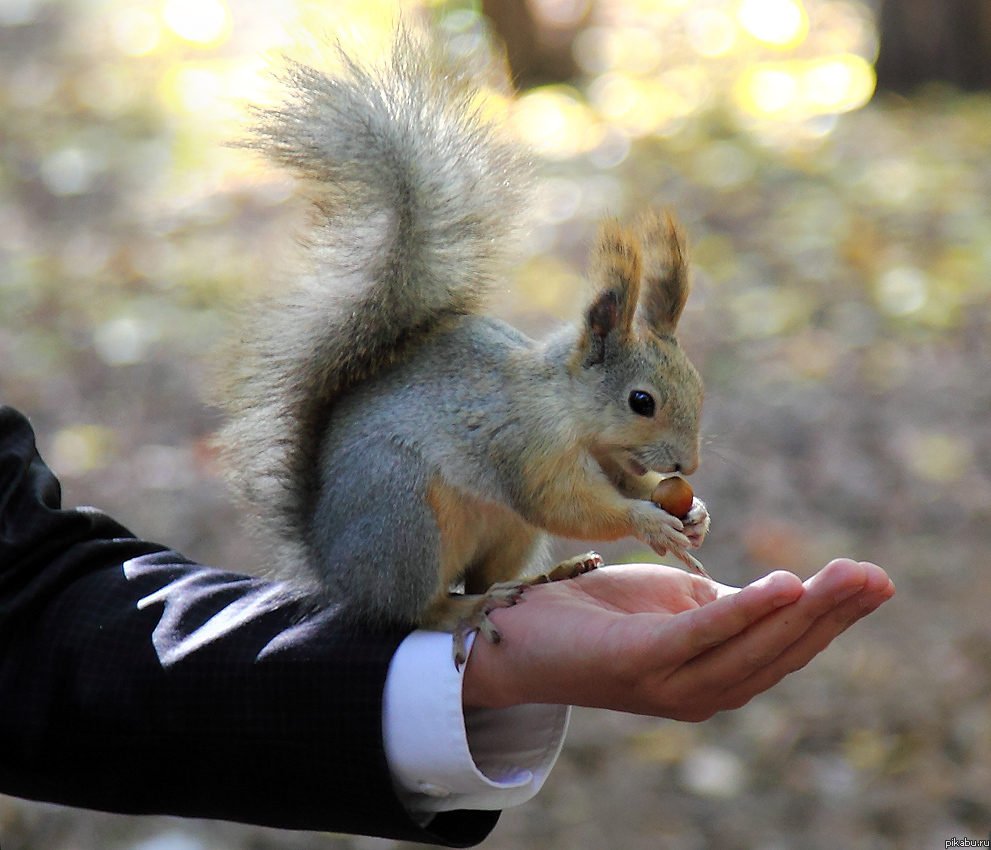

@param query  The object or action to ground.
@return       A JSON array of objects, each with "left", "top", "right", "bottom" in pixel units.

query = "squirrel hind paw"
[
  {"left": 530, "top": 551, "right": 603, "bottom": 584},
  {"left": 422, "top": 583, "right": 530, "bottom": 668}
]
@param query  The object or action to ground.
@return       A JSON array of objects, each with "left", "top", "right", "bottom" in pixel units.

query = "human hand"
[{"left": 462, "top": 558, "right": 894, "bottom": 720}]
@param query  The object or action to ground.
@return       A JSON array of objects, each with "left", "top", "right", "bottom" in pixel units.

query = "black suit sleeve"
[{"left": 0, "top": 405, "right": 499, "bottom": 847}]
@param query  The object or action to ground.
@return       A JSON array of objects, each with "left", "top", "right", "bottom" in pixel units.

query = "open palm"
[{"left": 463, "top": 559, "right": 894, "bottom": 719}]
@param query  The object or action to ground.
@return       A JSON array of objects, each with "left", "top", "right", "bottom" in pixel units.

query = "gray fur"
[
  {"left": 309, "top": 434, "right": 442, "bottom": 623},
  {"left": 217, "top": 28, "right": 530, "bottom": 588},
  {"left": 308, "top": 318, "right": 551, "bottom": 622}
]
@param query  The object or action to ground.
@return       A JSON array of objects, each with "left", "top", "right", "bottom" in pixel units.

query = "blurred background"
[{"left": 1, "top": 0, "right": 990, "bottom": 847}]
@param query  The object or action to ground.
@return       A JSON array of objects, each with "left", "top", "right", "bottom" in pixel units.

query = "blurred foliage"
[{"left": 1, "top": 1, "right": 990, "bottom": 848}]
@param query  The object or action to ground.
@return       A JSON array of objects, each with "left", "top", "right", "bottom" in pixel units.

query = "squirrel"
[{"left": 217, "top": 27, "right": 710, "bottom": 664}]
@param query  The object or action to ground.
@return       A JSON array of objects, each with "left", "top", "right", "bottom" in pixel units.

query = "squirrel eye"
[{"left": 628, "top": 390, "right": 656, "bottom": 417}]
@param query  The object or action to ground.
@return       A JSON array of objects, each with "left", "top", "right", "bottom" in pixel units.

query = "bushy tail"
[{"left": 217, "top": 28, "right": 529, "bottom": 564}]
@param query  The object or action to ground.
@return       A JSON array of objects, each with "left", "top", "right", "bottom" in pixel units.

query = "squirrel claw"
[
  {"left": 670, "top": 545, "right": 712, "bottom": 579},
  {"left": 450, "top": 581, "right": 529, "bottom": 668}
]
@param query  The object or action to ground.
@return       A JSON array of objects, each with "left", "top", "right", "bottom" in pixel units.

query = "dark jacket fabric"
[{"left": 0, "top": 405, "right": 497, "bottom": 847}]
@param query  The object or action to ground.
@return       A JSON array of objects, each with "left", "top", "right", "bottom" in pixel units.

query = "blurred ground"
[{"left": 1, "top": 1, "right": 990, "bottom": 848}]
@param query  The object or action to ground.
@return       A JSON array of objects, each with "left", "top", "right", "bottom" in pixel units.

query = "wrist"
[
  {"left": 462, "top": 641, "right": 509, "bottom": 710},
  {"left": 461, "top": 618, "right": 525, "bottom": 710}
]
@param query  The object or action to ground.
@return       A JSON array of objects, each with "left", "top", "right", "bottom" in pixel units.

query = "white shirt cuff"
[{"left": 382, "top": 629, "right": 570, "bottom": 814}]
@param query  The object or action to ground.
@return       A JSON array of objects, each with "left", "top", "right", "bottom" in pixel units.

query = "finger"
[
  {"left": 675, "top": 560, "right": 887, "bottom": 693},
  {"left": 802, "top": 557, "right": 885, "bottom": 595},
  {"left": 662, "top": 570, "right": 804, "bottom": 663},
  {"left": 715, "top": 571, "right": 894, "bottom": 710}
]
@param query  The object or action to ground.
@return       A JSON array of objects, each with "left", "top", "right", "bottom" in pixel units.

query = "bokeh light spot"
[
  {"left": 163, "top": 0, "right": 231, "bottom": 46},
  {"left": 738, "top": 0, "right": 809, "bottom": 48}
]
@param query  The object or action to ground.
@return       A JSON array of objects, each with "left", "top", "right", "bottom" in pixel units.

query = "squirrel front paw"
[
  {"left": 629, "top": 501, "right": 693, "bottom": 557},
  {"left": 630, "top": 500, "right": 711, "bottom": 578},
  {"left": 682, "top": 497, "right": 710, "bottom": 549}
]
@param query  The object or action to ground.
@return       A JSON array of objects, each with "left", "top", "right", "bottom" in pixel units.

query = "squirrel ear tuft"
[
  {"left": 587, "top": 289, "right": 620, "bottom": 339},
  {"left": 585, "top": 221, "right": 641, "bottom": 342},
  {"left": 638, "top": 211, "right": 690, "bottom": 335}
]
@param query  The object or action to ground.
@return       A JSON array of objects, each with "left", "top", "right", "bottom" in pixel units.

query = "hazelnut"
[{"left": 651, "top": 476, "right": 694, "bottom": 520}]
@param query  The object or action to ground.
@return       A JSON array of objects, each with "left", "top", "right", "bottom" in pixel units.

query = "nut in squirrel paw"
[{"left": 651, "top": 476, "right": 712, "bottom": 578}]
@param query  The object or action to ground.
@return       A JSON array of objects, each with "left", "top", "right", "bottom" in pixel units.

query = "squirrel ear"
[
  {"left": 584, "top": 221, "right": 641, "bottom": 350},
  {"left": 638, "top": 211, "right": 690, "bottom": 335}
]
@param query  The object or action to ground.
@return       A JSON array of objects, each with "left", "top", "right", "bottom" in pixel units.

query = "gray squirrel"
[{"left": 218, "top": 28, "right": 710, "bottom": 663}]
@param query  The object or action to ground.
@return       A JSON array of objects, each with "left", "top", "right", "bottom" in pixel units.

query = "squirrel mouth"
[
  {"left": 625, "top": 456, "right": 648, "bottom": 477},
  {"left": 593, "top": 448, "right": 665, "bottom": 500}
]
